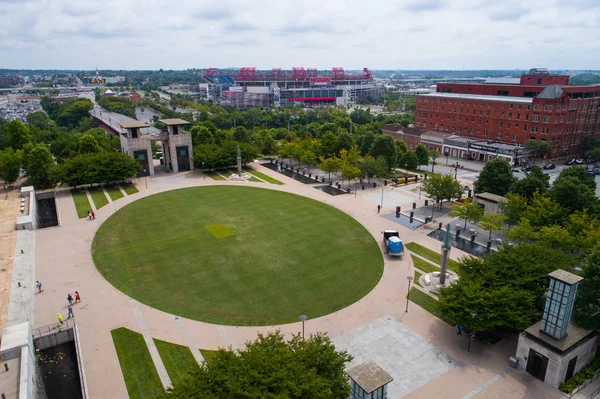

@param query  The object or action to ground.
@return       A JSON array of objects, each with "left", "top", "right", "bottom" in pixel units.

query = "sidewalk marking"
[
  {"left": 173, "top": 316, "right": 205, "bottom": 366},
  {"left": 218, "top": 326, "right": 236, "bottom": 349},
  {"left": 84, "top": 188, "right": 97, "bottom": 212},
  {"left": 461, "top": 367, "right": 513, "bottom": 399}
]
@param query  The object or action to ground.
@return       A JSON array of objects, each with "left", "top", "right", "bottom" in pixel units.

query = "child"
[
  {"left": 91, "top": 211, "right": 96, "bottom": 220},
  {"left": 87, "top": 211, "right": 91, "bottom": 220},
  {"left": 75, "top": 291, "right": 81, "bottom": 303},
  {"left": 36, "top": 281, "right": 43, "bottom": 293}
]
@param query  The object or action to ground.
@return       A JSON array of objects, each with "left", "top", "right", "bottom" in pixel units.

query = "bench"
[{"left": 424, "top": 274, "right": 431, "bottom": 286}]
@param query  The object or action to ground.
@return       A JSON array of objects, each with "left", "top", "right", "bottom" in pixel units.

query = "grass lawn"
[
  {"left": 248, "top": 176, "right": 262, "bottom": 183},
  {"left": 245, "top": 168, "right": 284, "bottom": 185},
  {"left": 411, "top": 255, "right": 440, "bottom": 273},
  {"left": 70, "top": 189, "right": 92, "bottom": 219},
  {"left": 93, "top": 186, "right": 383, "bottom": 326},
  {"left": 89, "top": 187, "right": 109, "bottom": 209},
  {"left": 414, "top": 270, "right": 423, "bottom": 287},
  {"left": 106, "top": 185, "right": 124, "bottom": 201},
  {"left": 111, "top": 328, "right": 163, "bottom": 399},
  {"left": 154, "top": 338, "right": 199, "bottom": 384},
  {"left": 406, "top": 242, "right": 461, "bottom": 271},
  {"left": 122, "top": 183, "right": 139, "bottom": 195},
  {"left": 409, "top": 287, "right": 453, "bottom": 325},
  {"left": 205, "top": 171, "right": 226, "bottom": 180}
]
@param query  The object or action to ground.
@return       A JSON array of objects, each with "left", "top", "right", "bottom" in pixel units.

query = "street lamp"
[
  {"left": 202, "top": 162, "right": 205, "bottom": 180},
  {"left": 467, "top": 312, "right": 477, "bottom": 353},
  {"left": 143, "top": 169, "right": 148, "bottom": 189},
  {"left": 299, "top": 315, "right": 307, "bottom": 339},
  {"left": 405, "top": 276, "right": 414, "bottom": 312}
]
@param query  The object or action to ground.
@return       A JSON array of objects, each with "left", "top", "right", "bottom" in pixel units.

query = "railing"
[
  {"left": 585, "top": 386, "right": 600, "bottom": 399},
  {"left": 32, "top": 318, "right": 75, "bottom": 338}
]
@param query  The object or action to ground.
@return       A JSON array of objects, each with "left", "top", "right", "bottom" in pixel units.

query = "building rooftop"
[
  {"left": 424, "top": 92, "right": 534, "bottom": 104},
  {"left": 118, "top": 120, "right": 149, "bottom": 129},
  {"left": 382, "top": 123, "right": 404, "bottom": 133},
  {"left": 347, "top": 361, "right": 393, "bottom": 393},
  {"left": 476, "top": 192, "right": 507, "bottom": 203},
  {"left": 549, "top": 269, "right": 583, "bottom": 285},
  {"left": 485, "top": 78, "right": 521, "bottom": 85},
  {"left": 159, "top": 118, "right": 192, "bottom": 126},
  {"left": 525, "top": 320, "right": 594, "bottom": 353}
]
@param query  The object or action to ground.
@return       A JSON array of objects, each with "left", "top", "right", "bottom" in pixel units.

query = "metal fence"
[{"left": 32, "top": 318, "right": 75, "bottom": 338}]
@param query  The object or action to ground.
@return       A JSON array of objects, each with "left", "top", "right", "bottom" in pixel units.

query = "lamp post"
[
  {"left": 418, "top": 184, "right": 422, "bottom": 199},
  {"left": 202, "top": 162, "right": 205, "bottom": 180},
  {"left": 405, "top": 276, "right": 414, "bottom": 312},
  {"left": 299, "top": 315, "right": 307, "bottom": 339},
  {"left": 467, "top": 312, "right": 477, "bottom": 353},
  {"left": 380, "top": 188, "right": 384, "bottom": 209},
  {"left": 143, "top": 169, "right": 148, "bottom": 189}
]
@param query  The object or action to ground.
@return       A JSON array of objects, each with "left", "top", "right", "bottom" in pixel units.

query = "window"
[
  {"left": 497, "top": 132, "right": 502, "bottom": 139},
  {"left": 518, "top": 104, "right": 522, "bottom": 110},
  {"left": 513, "top": 134, "right": 518, "bottom": 141},
  {"left": 543, "top": 116, "right": 550, "bottom": 123},
  {"left": 499, "top": 122, "right": 503, "bottom": 128},
  {"left": 533, "top": 115, "right": 540, "bottom": 122},
  {"left": 517, "top": 113, "right": 520, "bottom": 119},
  {"left": 507, "top": 123, "right": 511, "bottom": 129}
]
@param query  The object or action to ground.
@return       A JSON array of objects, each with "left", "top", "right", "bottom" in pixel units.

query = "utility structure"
[
  {"left": 439, "top": 223, "right": 452, "bottom": 285},
  {"left": 158, "top": 119, "right": 194, "bottom": 173},
  {"left": 236, "top": 144, "right": 242, "bottom": 177}
]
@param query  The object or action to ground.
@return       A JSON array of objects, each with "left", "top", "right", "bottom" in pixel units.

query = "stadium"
[{"left": 201, "top": 67, "right": 382, "bottom": 108}]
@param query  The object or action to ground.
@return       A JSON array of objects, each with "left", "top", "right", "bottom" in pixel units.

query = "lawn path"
[
  {"left": 84, "top": 188, "right": 97, "bottom": 212},
  {"left": 174, "top": 316, "right": 205, "bottom": 366},
  {"left": 102, "top": 187, "right": 113, "bottom": 204}
]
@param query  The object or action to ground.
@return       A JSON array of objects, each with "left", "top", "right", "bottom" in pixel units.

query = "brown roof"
[
  {"left": 159, "top": 118, "right": 191, "bottom": 126},
  {"left": 346, "top": 362, "right": 393, "bottom": 393},
  {"left": 382, "top": 123, "right": 404, "bottom": 133},
  {"left": 118, "top": 120, "right": 149, "bottom": 129},
  {"left": 475, "top": 192, "right": 507, "bottom": 204},
  {"left": 549, "top": 269, "right": 583, "bottom": 285},
  {"left": 401, "top": 126, "right": 423, "bottom": 137},
  {"left": 525, "top": 320, "right": 595, "bottom": 353}
]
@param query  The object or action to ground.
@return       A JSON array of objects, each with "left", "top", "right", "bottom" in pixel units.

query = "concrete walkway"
[{"left": 32, "top": 165, "right": 563, "bottom": 399}]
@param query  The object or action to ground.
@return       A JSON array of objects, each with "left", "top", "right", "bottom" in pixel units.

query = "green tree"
[
  {"left": 429, "top": 149, "right": 440, "bottom": 173},
  {"left": 333, "top": 132, "right": 354, "bottom": 155},
  {"left": 190, "top": 125, "right": 214, "bottom": 145},
  {"left": 449, "top": 198, "right": 484, "bottom": 230},
  {"left": 573, "top": 245, "right": 600, "bottom": 331},
  {"left": 369, "top": 135, "right": 397, "bottom": 169},
  {"left": 554, "top": 165, "right": 596, "bottom": 190},
  {"left": 360, "top": 155, "right": 386, "bottom": 182},
  {"left": 0, "top": 148, "right": 22, "bottom": 188},
  {"left": 318, "top": 156, "right": 342, "bottom": 181},
  {"left": 523, "top": 192, "right": 563, "bottom": 229},
  {"left": 162, "top": 331, "right": 352, "bottom": 399},
  {"left": 525, "top": 139, "right": 552, "bottom": 166},
  {"left": 22, "top": 143, "right": 57, "bottom": 188},
  {"left": 359, "top": 132, "right": 375, "bottom": 156},
  {"left": 78, "top": 134, "right": 102, "bottom": 154},
  {"left": 319, "top": 131, "right": 337, "bottom": 157},
  {"left": 478, "top": 212, "right": 508, "bottom": 241},
  {"left": 398, "top": 150, "right": 418, "bottom": 171},
  {"left": 5, "top": 119, "right": 31, "bottom": 150},
  {"left": 548, "top": 178, "right": 597, "bottom": 214},
  {"left": 499, "top": 193, "right": 528, "bottom": 228},
  {"left": 474, "top": 158, "right": 516, "bottom": 196},
  {"left": 422, "top": 174, "right": 463, "bottom": 211},
  {"left": 509, "top": 165, "right": 550, "bottom": 199},
  {"left": 414, "top": 144, "right": 429, "bottom": 170}
]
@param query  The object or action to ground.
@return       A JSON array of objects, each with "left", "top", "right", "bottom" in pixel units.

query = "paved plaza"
[{"left": 24, "top": 163, "right": 564, "bottom": 398}]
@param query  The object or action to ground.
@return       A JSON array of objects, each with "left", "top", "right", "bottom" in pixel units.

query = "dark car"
[
  {"left": 543, "top": 163, "right": 556, "bottom": 170},
  {"left": 565, "top": 159, "right": 575, "bottom": 165},
  {"left": 521, "top": 165, "right": 532, "bottom": 172},
  {"left": 585, "top": 168, "right": 595, "bottom": 177}
]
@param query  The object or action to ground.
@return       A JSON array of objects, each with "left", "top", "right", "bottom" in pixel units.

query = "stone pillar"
[{"left": 440, "top": 246, "right": 450, "bottom": 285}]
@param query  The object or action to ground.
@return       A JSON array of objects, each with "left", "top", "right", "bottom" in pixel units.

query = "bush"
[{"left": 559, "top": 348, "right": 600, "bottom": 393}]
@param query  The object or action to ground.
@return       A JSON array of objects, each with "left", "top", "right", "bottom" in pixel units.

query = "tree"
[
  {"left": 318, "top": 156, "right": 342, "bottom": 181},
  {"left": 0, "top": 148, "right": 22, "bottom": 187},
  {"left": 449, "top": 198, "right": 484, "bottom": 230},
  {"left": 398, "top": 150, "right": 418, "bottom": 171},
  {"left": 525, "top": 139, "right": 552, "bottom": 166},
  {"left": 162, "top": 331, "right": 352, "bottom": 399},
  {"left": 369, "top": 135, "right": 397, "bottom": 169},
  {"left": 548, "top": 178, "right": 597, "bottom": 214},
  {"left": 499, "top": 193, "right": 528, "bottom": 228},
  {"left": 341, "top": 163, "right": 362, "bottom": 188},
  {"left": 332, "top": 132, "right": 353, "bottom": 155},
  {"left": 4, "top": 119, "right": 31, "bottom": 150},
  {"left": 523, "top": 192, "right": 563, "bottom": 229},
  {"left": 22, "top": 143, "right": 57, "bottom": 188},
  {"left": 422, "top": 174, "right": 463, "bottom": 210},
  {"left": 414, "top": 144, "right": 429, "bottom": 170},
  {"left": 429, "top": 149, "right": 440, "bottom": 173},
  {"left": 190, "top": 125, "right": 214, "bottom": 145},
  {"left": 509, "top": 165, "right": 550, "bottom": 199},
  {"left": 319, "top": 131, "right": 337, "bottom": 157},
  {"left": 360, "top": 155, "right": 386, "bottom": 182},
  {"left": 478, "top": 212, "right": 507, "bottom": 241},
  {"left": 78, "top": 134, "right": 102, "bottom": 154},
  {"left": 474, "top": 158, "right": 516, "bottom": 196},
  {"left": 573, "top": 245, "right": 600, "bottom": 331},
  {"left": 554, "top": 165, "right": 595, "bottom": 190}
]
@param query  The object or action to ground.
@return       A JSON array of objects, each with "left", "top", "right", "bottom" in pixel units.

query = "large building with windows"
[
  {"left": 414, "top": 69, "right": 600, "bottom": 158},
  {"left": 203, "top": 67, "right": 382, "bottom": 108}
]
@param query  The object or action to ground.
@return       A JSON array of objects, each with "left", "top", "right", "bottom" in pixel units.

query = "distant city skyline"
[{"left": 1, "top": 0, "right": 599, "bottom": 70}]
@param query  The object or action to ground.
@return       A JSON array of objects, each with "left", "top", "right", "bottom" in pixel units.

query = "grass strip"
[
  {"left": 409, "top": 287, "right": 453, "bottom": 325},
  {"left": 122, "top": 183, "right": 139, "bottom": 195},
  {"left": 200, "top": 349, "right": 218, "bottom": 365},
  {"left": 248, "top": 176, "right": 262, "bottom": 183},
  {"left": 89, "top": 187, "right": 109, "bottom": 209},
  {"left": 245, "top": 168, "right": 284, "bottom": 185},
  {"left": 406, "top": 242, "right": 461, "bottom": 271},
  {"left": 71, "top": 189, "right": 92, "bottom": 219},
  {"left": 154, "top": 338, "right": 199, "bottom": 384},
  {"left": 111, "top": 328, "right": 163, "bottom": 399},
  {"left": 105, "top": 185, "right": 124, "bottom": 201},
  {"left": 414, "top": 270, "right": 423, "bottom": 287},
  {"left": 411, "top": 255, "right": 440, "bottom": 273},
  {"left": 205, "top": 171, "right": 226, "bottom": 181}
]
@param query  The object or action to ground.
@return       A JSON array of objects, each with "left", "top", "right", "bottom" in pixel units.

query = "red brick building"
[{"left": 415, "top": 70, "right": 600, "bottom": 158}]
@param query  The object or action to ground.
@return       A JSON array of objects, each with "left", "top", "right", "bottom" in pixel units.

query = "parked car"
[
  {"left": 594, "top": 167, "right": 600, "bottom": 175},
  {"left": 565, "top": 159, "right": 575, "bottom": 165},
  {"left": 543, "top": 163, "right": 556, "bottom": 170},
  {"left": 521, "top": 165, "right": 532, "bottom": 172},
  {"left": 576, "top": 159, "right": 585, "bottom": 165},
  {"left": 585, "top": 168, "right": 595, "bottom": 177}
]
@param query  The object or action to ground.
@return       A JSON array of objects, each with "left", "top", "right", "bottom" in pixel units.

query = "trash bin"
[{"left": 509, "top": 356, "right": 519, "bottom": 368}]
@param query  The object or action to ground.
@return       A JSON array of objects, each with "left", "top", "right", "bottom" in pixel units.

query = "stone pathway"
[
  {"left": 31, "top": 166, "right": 563, "bottom": 399},
  {"left": 0, "top": 188, "right": 20, "bottom": 332}
]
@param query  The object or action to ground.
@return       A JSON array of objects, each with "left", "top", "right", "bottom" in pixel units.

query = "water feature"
[
  {"left": 428, "top": 229, "right": 491, "bottom": 257},
  {"left": 383, "top": 213, "right": 425, "bottom": 230},
  {"left": 262, "top": 163, "right": 319, "bottom": 184},
  {"left": 36, "top": 197, "right": 58, "bottom": 229},
  {"left": 36, "top": 341, "right": 83, "bottom": 399},
  {"left": 314, "top": 185, "right": 347, "bottom": 196}
]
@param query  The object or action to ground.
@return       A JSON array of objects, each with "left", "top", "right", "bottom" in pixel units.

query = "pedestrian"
[
  {"left": 87, "top": 211, "right": 91, "bottom": 220},
  {"left": 457, "top": 324, "right": 463, "bottom": 335},
  {"left": 36, "top": 280, "right": 43, "bottom": 293},
  {"left": 91, "top": 210, "right": 95, "bottom": 220},
  {"left": 57, "top": 313, "right": 63, "bottom": 324},
  {"left": 67, "top": 305, "right": 74, "bottom": 319},
  {"left": 377, "top": 204, "right": 381, "bottom": 214},
  {"left": 67, "top": 294, "right": 73, "bottom": 305},
  {"left": 75, "top": 291, "right": 81, "bottom": 303}
]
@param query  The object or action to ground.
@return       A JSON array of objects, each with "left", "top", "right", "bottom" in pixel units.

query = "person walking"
[
  {"left": 91, "top": 210, "right": 96, "bottom": 220},
  {"left": 377, "top": 204, "right": 381, "bottom": 214},
  {"left": 67, "top": 294, "right": 73, "bottom": 305},
  {"left": 457, "top": 324, "right": 463, "bottom": 335},
  {"left": 75, "top": 291, "right": 81, "bottom": 303},
  {"left": 57, "top": 313, "right": 63, "bottom": 324},
  {"left": 67, "top": 305, "right": 74, "bottom": 319},
  {"left": 36, "top": 281, "right": 43, "bottom": 293},
  {"left": 87, "top": 211, "right": 91, "bottom": 220}
]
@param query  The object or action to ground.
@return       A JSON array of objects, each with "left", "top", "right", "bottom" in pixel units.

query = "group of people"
[
  {"left": 87, "top": 210, "right": 96, "bottom": 220},
  {"left": 57, "top": 290, "right": 82, "bottom": 324}
]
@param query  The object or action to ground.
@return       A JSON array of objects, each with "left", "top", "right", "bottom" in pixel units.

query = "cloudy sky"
[{"left": 1, "top": 0, "right": 599, "bottom": 70}]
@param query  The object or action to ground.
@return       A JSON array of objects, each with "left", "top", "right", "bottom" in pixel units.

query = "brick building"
[{"left": 415, "top": 69, "right": 600, "bottom": 159}]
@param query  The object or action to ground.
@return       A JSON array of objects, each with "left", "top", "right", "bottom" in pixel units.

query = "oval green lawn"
[{"left": 92, "top": 186, "right": 383, "bottom": 326}]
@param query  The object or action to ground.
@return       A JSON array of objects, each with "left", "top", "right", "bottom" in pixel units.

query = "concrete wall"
[
  {"left": 33, "top": 328, "right": 75, "bottom": 350},
  {"left": 16, "top": 187, "right": 36, "bottom": 230},
  {"left": 167, "top": 132, "right": 194, "bottom": 173},
  {"left": 121, "top": 135, "right": 155, "bottom": 176},
  {"left": 515, "top": 333, "right": 598, "bottom": 388}
]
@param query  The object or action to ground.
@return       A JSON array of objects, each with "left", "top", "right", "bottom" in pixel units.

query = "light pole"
[
  {"left": 405, "top": 276, "right": 414, "bottom": 312},
  {"left": 143, "top": 169, "right": 148, "bottom": 189},
  {"left": 419, "top": 184, "right": 422, "bottom": 199},
  {"left": 454, "top": 162, "right": 459, "bottom": 180},
  {"left": 467, "top": 312, "right": 477, "bottom": 353},
  {"left": 202, "top": 162, "right": 205, "bottom": 180},
  {"left": 380, "top": 188, "right": 384, "bottom": 209},
  {"left": 299, "top": 315, "right": 307, "bottom": 339}
]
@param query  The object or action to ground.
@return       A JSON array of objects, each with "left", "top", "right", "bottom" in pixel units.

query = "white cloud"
[{"left": 0, "top": 0, "right": 598, "bottom": 70}]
